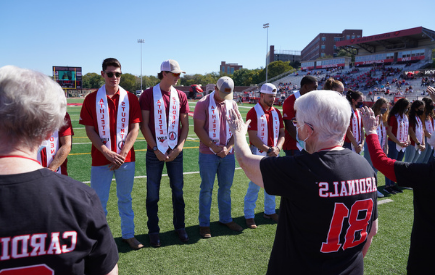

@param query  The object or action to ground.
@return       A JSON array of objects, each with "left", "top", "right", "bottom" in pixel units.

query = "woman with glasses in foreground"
[
  {"left": 361, "top": 86, "right": 435, "bottom": 275},
  {"left": 228, "top": 90, "right": 378, "bottom": 275}
]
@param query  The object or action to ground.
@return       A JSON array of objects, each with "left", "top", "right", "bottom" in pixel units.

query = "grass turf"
[{"left": 67, "top": 98, "right": 412, "bottom": 274}]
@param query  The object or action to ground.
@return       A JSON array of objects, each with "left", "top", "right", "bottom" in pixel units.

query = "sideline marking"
[
  {"left": 377, "top": 198, "right": 393, "bottom": 205},
  {"left": 82, "top": 167, "right": 243, "bottom": 184}
]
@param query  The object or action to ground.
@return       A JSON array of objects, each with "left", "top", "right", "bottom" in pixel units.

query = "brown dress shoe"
[
  {"left": 245, "top": 218, "right": 257, "bottom": 229},
  {"left": 149, "top": 233, "right": 161, "bottom": 247},
  {"left": 122, "top": 237, "right": 144, "bottom": 250},
  {"left": 264, "top": 213, "right": 279, "bottom": 223},
  {"left": 199, "top": 226, "right": 211, "bottom": 238},
  {"left": 220, "top": 221, "right": 243, "bottom": 232}
]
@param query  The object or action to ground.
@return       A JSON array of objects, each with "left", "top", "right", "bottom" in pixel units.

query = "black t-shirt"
[
  {"left": 260, "top": 149, "right": 378, "bottom": 275},
  {"left": 0, "top": 169, "right": 118, "bottom": 275},
  {"left": 395, "top": 161, "right": 435, "bottom": 275}
]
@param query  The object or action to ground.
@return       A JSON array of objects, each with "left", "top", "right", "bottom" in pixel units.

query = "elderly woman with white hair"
[
  {"left": 0, "top": 66, "right": 118, "bottom": 274},
  {"left": 361, "top": 86, "right": 435, "bottom": 275},
  {"left": 228, "top": 90, "right": 378, "bottom": 275}
]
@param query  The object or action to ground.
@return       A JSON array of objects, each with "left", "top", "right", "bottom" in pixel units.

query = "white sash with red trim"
[
  {"left": 293, "top": 91, "right": 303, "bottom": 151},
  {"left": 153, "top": 84, "right": 180, "bottom": 153},
  {"left": 254, "top": 103, "right": 279, "bottom": 156},
  {"left": 377, "top": 121, "right": 387, "bottom": 149},
  {"left": 208, "top": 92, "right": 233, "bottom": 153},
  {"left": 396, "top": 114, "right": 409, "bottom": 152},
  {"left": 415, "top": 116, "right": 424, "bottom": 153},
  {"left": 96, "top": 85, "right": 129, "bottom": 154},
  {"left": 425, "top": 117, "right": 434, "bottom": 149},
  {"left": 37, "top": 131, "right": 61, "bottom": 174},
  {"left": 351, "top": 109, "right": 363, "bottom": 153}
]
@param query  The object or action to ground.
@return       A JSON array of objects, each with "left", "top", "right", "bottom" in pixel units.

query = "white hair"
[
  {"left": 0, "top": 65, "right": 66, "bottom": 149},
  {"left": 294, "top": 90, "right": 351, "bottom": 145}
]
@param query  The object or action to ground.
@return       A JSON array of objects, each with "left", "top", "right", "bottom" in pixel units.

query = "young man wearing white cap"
[
  {"left": 139, "top": 59, "right": 189, "bottom": 247},
  {"left": 193, "top": 76, "right": 242, "bottom": 238},
  {"left": 244, "top": 83, "right": 285, "bottom": 229}
]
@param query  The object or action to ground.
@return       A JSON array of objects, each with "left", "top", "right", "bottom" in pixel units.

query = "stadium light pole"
[
  {"left": 137, "top": 39, "right": 145, "bottom": 91},
  {"left": 263, "top": 23, "right": 269, "bottom": 83}
]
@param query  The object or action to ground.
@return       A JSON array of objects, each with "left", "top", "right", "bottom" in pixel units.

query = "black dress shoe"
[
  {"left": 175, "top": 228, "right": 189, "bottom": 242},
  {"left": 149, "top": 233, "right": 161, "bottom": 247}
]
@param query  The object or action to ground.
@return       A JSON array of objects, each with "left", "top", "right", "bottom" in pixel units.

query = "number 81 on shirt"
[{"left": 321, "top": 199, "right": 374, "bottom": 253}]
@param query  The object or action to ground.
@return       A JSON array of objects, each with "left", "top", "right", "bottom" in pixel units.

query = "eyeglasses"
[
  {"left": 105, "top": 72, "right": 122, "bottom": 78},
  {"left": 293, "top": 119, "right": 314, "bottom": 131}
]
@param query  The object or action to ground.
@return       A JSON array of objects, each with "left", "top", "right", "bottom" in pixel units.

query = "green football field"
[{"left": 67, "top": 98, "right": 412, "bottom": 274}]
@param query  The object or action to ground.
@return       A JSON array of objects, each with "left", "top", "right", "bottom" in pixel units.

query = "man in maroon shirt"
[
  {"left": 139, "top": 60, "right": 190, "bottom": 247},
  {"left": 79, "top": 58, "right": 143, "bottom": 250},
  {"left": 282, "top": 75, "right": 318, "bottom": 156},
  {"left": 38, "top": 112, "right": 74, "bottom": 176}
]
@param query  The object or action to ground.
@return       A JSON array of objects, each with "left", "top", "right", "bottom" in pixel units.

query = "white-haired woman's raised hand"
[
  {"left": 227, "top": 108, "right": 251, "bottom": 137},
  {"left": 360, "top": 106, "right": 379, "bottom": 135},
  {"left": 427, "top": 86, "right": 435, "bottom": 101}
]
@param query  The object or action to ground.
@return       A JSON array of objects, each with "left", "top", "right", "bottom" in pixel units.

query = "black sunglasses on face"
[{"left": 105, "top": 72, "right": 122, "bottom": 78}]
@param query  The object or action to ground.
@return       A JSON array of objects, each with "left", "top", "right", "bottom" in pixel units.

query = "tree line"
[{"left": 82, "top": 60, "right": 296, "bottom": 92}]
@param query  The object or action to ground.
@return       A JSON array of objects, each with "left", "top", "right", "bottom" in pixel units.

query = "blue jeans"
[
  {"left": 146, "top": 150, "right": 185, "bottom": 234},
  {"left": 385, "top": 140, "right": 405, "bottom": 187},
  {"left": 244, "top": 181, "right": 276, "bottom": 219},
  {"left": 91, "top": 162, "right": 136, "bottom": 239},
  {"left": 284, "top": 149, "right": 302, "bottom": 157},
  {"left": 363, "top": 142, "right": 377, "bottom": 174},
  {"left": 421, "top": 139, "right": 434, "bottom": 163},
  {"left": 198, "top": 153, "right": 235, "bottom": 227},
  {"left": 404, "top": 145, "right": 420, "bottom": 163}
]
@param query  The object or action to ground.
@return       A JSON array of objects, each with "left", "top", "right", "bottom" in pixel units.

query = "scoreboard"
[{"left": 53, "top": 66, "right": 82, "bottom": 89}]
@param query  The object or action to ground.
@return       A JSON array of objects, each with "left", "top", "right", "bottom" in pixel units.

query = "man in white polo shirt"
[
  {"left": 244, "top": 83, "right": 285, "bottom": 228},
  {"left": 194, "top": 76, "right": 242, "bottom": 238}
]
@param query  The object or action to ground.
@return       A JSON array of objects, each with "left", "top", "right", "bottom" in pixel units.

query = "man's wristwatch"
[
  {"left": 267, "top": 147, "right": 273, "bottom": 154},
  {"left": 417, "top": 142, "right": 421, "bottom": 146},
  {"left": 153, "top": 146, "right": 158, "bottom": 151}
]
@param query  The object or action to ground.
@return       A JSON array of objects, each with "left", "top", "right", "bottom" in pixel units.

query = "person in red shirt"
[
  {"left": 282, "top": 75, "right": 318, "bottom": 156},
  {"left": 384, "top": 98, "right": 410, "bottom": 194},
  {"left": 404, "top": 100, "right": 425, "bottom": 163},
  {"left": 38, "top": 112, "right": 74, "bottom": 176},
  {"left": 79, "top": 58, "right": 143, "bottom": 250},
  {"left": 244, "top": 83, "right": 285, "bottom": 229},
  {"left": 139, "top": 60, "right": 190, "bottom": 246},
  {"left": 421, "top": 97, "right": 434, "bottom": 163},
  {"left": 344, "top": 90, "right": 364, "bottom": 154}
]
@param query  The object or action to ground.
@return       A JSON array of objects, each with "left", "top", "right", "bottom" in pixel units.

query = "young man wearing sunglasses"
[
  {"left": 79, "top": 58, "right": 143, "bottom": 250},
  {"left": 139, "top": 59, "right": 190, "bottom": 247}
]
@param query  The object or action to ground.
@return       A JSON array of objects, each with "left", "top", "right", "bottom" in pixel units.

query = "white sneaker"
[{"left": 377, "top": 190, "right": 384, "bottom": 198}]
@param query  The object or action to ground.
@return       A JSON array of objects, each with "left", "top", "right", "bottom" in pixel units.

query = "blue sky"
[{"left": 1, "top": 0, "right": 433, "bottom": 77}]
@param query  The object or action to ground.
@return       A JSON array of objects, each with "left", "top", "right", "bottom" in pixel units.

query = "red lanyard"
[
  {"left": 317, "top": 145, "right": 342, "bottom": 152},
  {"left": 0, "top": 155, "right": 41, "bottom": 165}
]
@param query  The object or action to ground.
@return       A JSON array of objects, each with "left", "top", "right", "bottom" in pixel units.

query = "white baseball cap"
[
  {"left": 160, "top": 59, "right": 186, "bottom": 74},
  {"left": 260, "top": 83, "right": 277, "bottom": 95}
]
